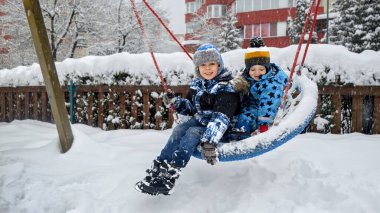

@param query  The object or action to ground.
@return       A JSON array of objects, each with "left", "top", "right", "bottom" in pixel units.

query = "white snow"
[
  {"left": 1, "top": 44, "right": 379, "bottom": 86},
  {"left": 0, "top": 120, "right": 379, "bottom": 213}
]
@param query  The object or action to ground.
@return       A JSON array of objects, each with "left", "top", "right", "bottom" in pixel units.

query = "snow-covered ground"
[{"left": 1, "top": 120, "right": 379, "bottom": 213}]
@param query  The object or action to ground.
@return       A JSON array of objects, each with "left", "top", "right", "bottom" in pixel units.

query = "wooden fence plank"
[
  {"left": 41, "top": 91, "right": 47, "bottom": 122},
  {"left": 87, "top": 93, "right": 93, "bottom": 126},
  {"left": 0, "top": 92, "right": 5, "bottom": 122},
  {"left": 131, "top": 91, "right": 138, "bottom": 127},
  {"left": 352, "top": 95, "right": 363, "bottom": 133},
  {"left": 155, "top": 97, "right": 163, "bottom": 130},
  {"left": 33, "top": 92, "right": 38, "bottom": 120},
  {"left": 108, "top": 90, "right": 114, "bottom": 130},
  {"left": 16, "top": 90, "right": 22, "bottom": 120},
  {"left": 310, "top": 94, "right": 322, "bottom": 132},
  {"left": 98, "top": 89, "right": 104, "bottom": 129},
  {"left": 25, "top": 91, "right": 30, "bottom": 119},
  {"left": 120, "top": 92, "right": 126, "bottom": 128},
  {"left": 373, "top": 96, "right": 380, "bottom": 134},
  {"left": 8, "top": 92, "right": 13, "bottom": 122},
  {"left": 331, "top": 94, "right": 341, "bottom": 134},
  {"left": 143, "top": 90, "right": 149, "bottom": 129}
]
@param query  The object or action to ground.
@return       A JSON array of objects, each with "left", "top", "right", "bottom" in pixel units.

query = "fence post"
[{"left": 69, "top": 80, "right": 75, "bottom": 124}]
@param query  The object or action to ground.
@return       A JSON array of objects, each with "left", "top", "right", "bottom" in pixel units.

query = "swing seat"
[{"left": 192, "top": 73, "right": 318, "bottom": 162}]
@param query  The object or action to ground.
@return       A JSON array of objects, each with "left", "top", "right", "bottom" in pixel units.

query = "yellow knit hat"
[{"left": 244, "top": 47, "right": 270, "bottom": 69}]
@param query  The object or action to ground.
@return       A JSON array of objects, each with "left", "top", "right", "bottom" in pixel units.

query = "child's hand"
[
  {"left": 201, "top": 142, "right": 218, "bottom": 165},
  {"left": 162, "top": 89, "right": 176, "bottom": 106}
]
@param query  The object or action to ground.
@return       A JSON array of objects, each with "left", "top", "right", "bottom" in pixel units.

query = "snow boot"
[
  {"left": 135, "top": 160, "right": 181, "bottom": 196},
  {"left": 143, "top": 159, "right": 162, "bottom": 183}
]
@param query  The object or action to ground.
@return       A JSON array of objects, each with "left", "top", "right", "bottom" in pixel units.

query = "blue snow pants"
[{"left": 158, "top": 117, "right": 206, "bottom": 168}]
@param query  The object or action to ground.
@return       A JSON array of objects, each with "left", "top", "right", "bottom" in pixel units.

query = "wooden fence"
[{"left": 0, "top": 85, "right": 379, "bottom": 134}]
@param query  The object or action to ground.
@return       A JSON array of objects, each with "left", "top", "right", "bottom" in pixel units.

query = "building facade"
[{"left": 184, "top": 0, "right": 327, "bottom": 51}]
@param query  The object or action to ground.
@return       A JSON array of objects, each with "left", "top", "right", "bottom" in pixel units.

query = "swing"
[{"left": 132, "top": 0, "right": 320, "bottom": 162}]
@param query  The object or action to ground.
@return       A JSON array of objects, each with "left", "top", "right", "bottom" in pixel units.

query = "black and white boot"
[{"left": 135, "top": 160, "right": 181, "bottom": 196}]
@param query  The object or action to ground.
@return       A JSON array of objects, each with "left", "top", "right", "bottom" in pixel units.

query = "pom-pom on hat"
[
  {"left": 245, "top": 36, "right": 270, "bottom": 70},
  {"left": 193, "top": 43, "right": 224, "bottom": 78}
]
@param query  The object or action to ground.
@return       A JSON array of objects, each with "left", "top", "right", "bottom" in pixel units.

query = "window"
[
  {"left": 277, "top": 22, "right": 287, "bottom": 36},
  {"left": 195, "top": 0, "right": 204, "bottom": 10},
  {"left": 288, "top": 0, "right": 295, "bottom": 7},
  {"left": 186, "top": 21, "right": 201, "bottom": 34},
  {"left": 206, "top": 5, "right": 227, "bottom": 18},
  {"left": 270, "top": 23, "right": 278, "bottom": 37},
  {"left": 214, "top": 5, "right": 220, "bottom": 17},
  {"left": 245, "top": 25, "right": 253, "bottom": 39},
  {"left": 236, "top": 0, "right": 245, "bottom": 12},
  {"left": 186, "top": 2, "right": 195, "bottom": 13},
  {"left": 245, "top": 0, "right": 253, "bottom": 11},
  {"left": 262, "top": 0, "right": 270, "bottom": 10},
  {"left": 253, "top": 0, "right": 261, "bottom": 11},
  {"left": 261, "top": 23, "right": 270, "bottom": 37},
  {"left": 186, "top": 23, "right": 194, "bottom": 34},
  {"left": 236, "top": 0, "right": 289, "bottom": 12},
  {"left": 253, "top": 24, "right": 260, "bottom": 36},
  {"left": 272, "top": 0, "right": 280, "bottom": 9},
  {"left": 244, "top": 22, "right": 286, "bottom": 38}
]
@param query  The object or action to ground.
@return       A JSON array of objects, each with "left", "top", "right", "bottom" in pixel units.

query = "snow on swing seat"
[{"left": 192, "top": 73, "right": 318, "bottom": 162}]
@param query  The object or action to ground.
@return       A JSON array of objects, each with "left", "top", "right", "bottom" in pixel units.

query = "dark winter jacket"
[
  {"left": 173, "top": 59, "right": 240, "bottom": 145},
  {"left": 233, "top": 63, "right": 288, "bottom": 133}
]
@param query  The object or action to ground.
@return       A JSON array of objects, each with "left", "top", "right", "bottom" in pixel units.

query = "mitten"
[
  {"left": 162, "top": 89, "right": 176, "bottom": 106},
  {"left": 201, "top": 142, "right": 218, "bottom": 165}
]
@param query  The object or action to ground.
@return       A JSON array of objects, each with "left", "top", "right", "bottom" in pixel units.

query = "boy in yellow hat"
[{"left": 232, "top": 37, "right": 288, "bottom": 137}]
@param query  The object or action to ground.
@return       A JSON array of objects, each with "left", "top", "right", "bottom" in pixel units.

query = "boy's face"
[
  {"left": 198, "top": 61, "right": 219, "bottom": 80},
  {"left": 248, "top": 65, "right": 266, "bottom": 81}
]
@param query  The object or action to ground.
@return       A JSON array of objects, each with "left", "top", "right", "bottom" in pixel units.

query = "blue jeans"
[{"left": 158, "top": 117, "right": 206, "bottom": 168}]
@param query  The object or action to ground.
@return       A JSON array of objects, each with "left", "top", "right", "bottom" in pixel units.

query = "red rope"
[
  {"left": 279, "top": 0, "right": 319, "bottom": 109},
  {"left": 142, "top": 0, "right": 193, "bottom": 60},
  {"left": 130, "top": 0, "right": 177, "bottom": 115},
  {"left": 130, "top": 0, "right": 168, "bottom": 92},
  {"left": 299, "top": 0, "right": 322, "bottom": 71}
]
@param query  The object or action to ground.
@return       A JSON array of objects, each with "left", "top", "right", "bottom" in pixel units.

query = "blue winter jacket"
[
  {"left": 173, "top": 45, "right": 239, "bottom": 145},
  {"left": 235, "top": 63, "right": 288, "bottom": 133}
]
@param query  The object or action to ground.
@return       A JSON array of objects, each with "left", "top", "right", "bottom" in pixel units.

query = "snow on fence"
[{"left": 0, "top": 85, "right": 379, "bottom": 134}]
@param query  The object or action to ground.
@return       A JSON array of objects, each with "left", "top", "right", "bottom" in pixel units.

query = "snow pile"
[
  {"left": 1, "top": 44, "right": 379, "bottom": 86},
  {"left": 1, "top": 120, "right": 380, "bottom": 213}
]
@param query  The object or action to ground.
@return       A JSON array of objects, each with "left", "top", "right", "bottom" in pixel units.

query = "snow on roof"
[
  {"left": 182, "top": 40, "right": 201, "bottom": 45},
  {"left": 317, "top": 12, "right": 338, "bottom": 20}
]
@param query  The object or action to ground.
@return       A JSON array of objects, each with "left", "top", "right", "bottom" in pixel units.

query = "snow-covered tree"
[
  {"left": 2, "top": 0, "right": 172, "bottom": 68},
  {"left": 287, "top": 0, "right": 317, "bottom": 44},
  {"left": 330, "top": 0, "right": 380, "bottom": 53},
  {"left": 2, "top": 0, "right": 101, "bottom": 66},
  {"left": 86, "top": 0, "right": 172, "bottom": 55},
  {"left": 188, "top": 13, "right": 222, "bottom": 46},
  {"left": 1, "top": 0, "right": 37, "bottom": 68},
  {"left": 217, "top": 10, "right": 242, "bottom": 53}
]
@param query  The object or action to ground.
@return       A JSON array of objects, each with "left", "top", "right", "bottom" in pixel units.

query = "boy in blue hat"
[{"left": 135, "top": 44, "right": 241, "bottom": 195}]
